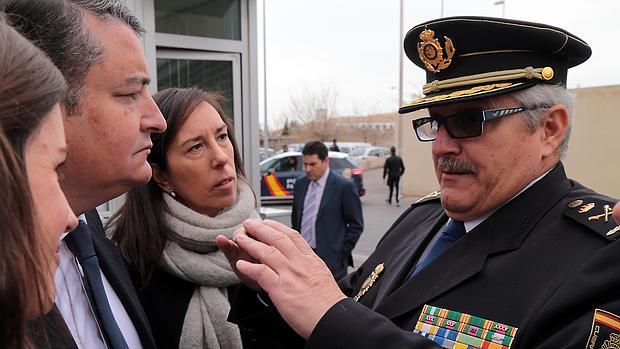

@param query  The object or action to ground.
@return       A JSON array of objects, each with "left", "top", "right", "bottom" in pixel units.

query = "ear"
[
  {"left": 151, "top": 164, "right": 171, "bottom": 192},
  {"left": 540, "top": 104, "right": 569, "bottom": 158}
]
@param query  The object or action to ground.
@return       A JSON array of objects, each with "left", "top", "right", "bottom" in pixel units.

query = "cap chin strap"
[{"left": 423, "top": 66, "right": 554, "bottom": 94}]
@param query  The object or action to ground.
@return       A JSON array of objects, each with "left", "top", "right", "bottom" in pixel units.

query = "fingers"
[
  {"left": 262, "top": 219, "right": 315, "bottom": 255},
  {"left": 236, "top": 259, "right": 280, "bottom": 291},
  {"left": 234, "top": 232, "right": 290, "bottom": 270},
  {"left": 216, "top": 235, "right": 239, "bottom": 262},
  {"left": 241, "top": 219, "right": 303, "bottom": 260}
]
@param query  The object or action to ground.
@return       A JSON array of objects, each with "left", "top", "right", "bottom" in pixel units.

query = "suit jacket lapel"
[
  {"left": 87, "top": 210, "right": 157, "bottom": 349},
  {"left": 29, "top": 304, "right": 78, "bottom": 349},
  {"left": 374, "top": 163, "right": 572, "bottom": 320},
  {"left": 370, "top": 212, "right": 447, "bottom": 307},
  {"left": 296, "top": 177, "right": 310, "bottom": 225},
  {"left": 317, "top": 172, "right": 336, "bottom": 221}
]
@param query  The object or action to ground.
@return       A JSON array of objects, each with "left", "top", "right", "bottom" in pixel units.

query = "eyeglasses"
[{"left": 411, "top": 105, "right": 549, "bottom": 142}]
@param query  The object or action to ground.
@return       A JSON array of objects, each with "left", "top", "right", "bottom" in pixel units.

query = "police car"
[{"left": 260, "top": 151, "right": 366, "bottom": 204}]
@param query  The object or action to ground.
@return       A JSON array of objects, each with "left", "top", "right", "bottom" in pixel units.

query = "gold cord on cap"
[{"left": 422, "top": 66, "right": 555, "bottom": 94}]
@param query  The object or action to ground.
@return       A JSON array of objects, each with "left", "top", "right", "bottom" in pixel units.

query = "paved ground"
[{"left": 265, "top": 167, "right": 420, "bottom": 269}]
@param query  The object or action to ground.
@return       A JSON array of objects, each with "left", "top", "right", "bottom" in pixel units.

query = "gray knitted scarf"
[{"left": 161, "top": 179, "right": 259, "bottom": 349}]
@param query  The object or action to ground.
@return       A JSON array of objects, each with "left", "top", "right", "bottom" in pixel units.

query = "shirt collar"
[{"left": 313, "top": 167, "right": 330, "bottom": 188}]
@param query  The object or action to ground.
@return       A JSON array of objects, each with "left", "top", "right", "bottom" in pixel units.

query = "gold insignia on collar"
[
  {"left": 588, "top": 205, "right": 613, "bottom": 222},
  {"left": 568, "top": 199, "right": 583, "bottom": 208},
  {"left": 417, "top": 29, "right": 455, "bottom": 73},
  {"left": 578, "top": 203, "right": 595, "bottom": 213},
  {"left": 415, "top": 191, "right": 441, "bottom": 203},
  {"left": 354, "top": 263, "right": 384, "bottom": 302},
  {"left": 607, "top": 226, "right": 620, "bottom": 236}
]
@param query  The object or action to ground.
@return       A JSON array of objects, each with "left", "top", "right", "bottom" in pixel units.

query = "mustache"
[{"left": 437, "top": 157, "right": 477, "bottom": 174}]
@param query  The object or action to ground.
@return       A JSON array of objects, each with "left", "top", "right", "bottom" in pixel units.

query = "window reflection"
[{"left": 155, "top": 0, "right": 241, "bottom": 40}]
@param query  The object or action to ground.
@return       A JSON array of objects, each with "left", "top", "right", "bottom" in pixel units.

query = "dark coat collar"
[{"left": 373, "top": 163, "right": 570, "bottom": 319}]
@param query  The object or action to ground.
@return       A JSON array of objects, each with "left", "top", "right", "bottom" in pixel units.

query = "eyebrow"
[
  {"left": 181, "top": 135, "right": 202, "bottom": 147},
  {"left": 125, "top": 75, "right": 151, "bottom": 86},
  {"left": 178, "top": 125, "right": 228, "bottom": 147},
  {"left": 215, "top": 124, "right": 227, "bottom": 134}
]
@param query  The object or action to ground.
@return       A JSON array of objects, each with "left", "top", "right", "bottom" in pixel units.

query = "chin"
[{"left": 129, "top": 165, "right": 153, "bottom": 185}]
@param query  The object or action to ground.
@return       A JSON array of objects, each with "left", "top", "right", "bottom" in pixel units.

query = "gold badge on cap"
[
  {"left": 417, "top": 29, "right": 455, "bottom": 73},
  {"left": 354, "top": 263, "right": 384, "bottom": 301}
]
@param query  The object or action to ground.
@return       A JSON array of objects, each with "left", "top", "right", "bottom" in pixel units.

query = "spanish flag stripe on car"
[{"left": 263, "top": 173, "right": 291, "bottom": 197}]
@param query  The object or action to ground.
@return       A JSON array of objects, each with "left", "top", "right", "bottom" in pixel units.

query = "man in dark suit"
[
  {"left": 221, "top": 16, "right": 620, "bottom": 349},
  {"left": 291, "top": 141, "right": 363, "bottom": 279},
  {"left": 7, "top": 0, "right": 166, "bottom": 348}
]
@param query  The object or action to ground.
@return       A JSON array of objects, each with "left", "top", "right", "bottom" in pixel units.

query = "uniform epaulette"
[
  {"left": 413, "top": 191, "right": 441, "bottom": 206},
  {"left": 564, "top": 197, "right": 620, "bottom": 241}
]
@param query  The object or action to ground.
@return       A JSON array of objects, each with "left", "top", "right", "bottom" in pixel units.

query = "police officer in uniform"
[{"left": 220, "top": 16, "right": 620, "bottom": 349}]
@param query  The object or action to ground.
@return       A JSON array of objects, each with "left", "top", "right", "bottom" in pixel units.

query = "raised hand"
[{"left": 231, "top": 219, "right": 346, "bottom": 339}]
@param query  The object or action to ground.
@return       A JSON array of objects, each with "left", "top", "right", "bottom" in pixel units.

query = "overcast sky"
[{"left": 260, "top": 0, "right": 620, "bottom": 128}]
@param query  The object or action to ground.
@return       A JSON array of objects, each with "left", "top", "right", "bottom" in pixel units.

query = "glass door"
[{"left": 156, "top": 49, "right": 242, "bottom": 142}]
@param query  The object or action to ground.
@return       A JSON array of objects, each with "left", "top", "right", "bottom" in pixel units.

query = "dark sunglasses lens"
[{"left": 445, "top": 111, "right": 483, "bottom": 138}]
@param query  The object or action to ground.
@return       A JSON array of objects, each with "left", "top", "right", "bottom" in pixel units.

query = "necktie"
[
  {"left": 64, "top": 221, "right": 129, "bottom": 349},
  {"left": 408, "top": 220, "right": 466, "bottom": 278},
  {"left": 300, "top": 181, "right": 319, "bottom": 248}
]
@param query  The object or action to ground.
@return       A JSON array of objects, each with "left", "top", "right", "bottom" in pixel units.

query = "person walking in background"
[
  {"left": 329, "top": 138, "right": 340, "bottom": 152},
  {"left": 5, "top": 0, "right": 167, "bottom": 347},
  {"left": 0, "top": 15, "right": 78, "bottom": 348},
  {"left": 108, "top": 87, "right": 259, "bottom": 349},
  {"left": 383, "top": 146, "right": 405, "bottom": 207},
  {"left": 291, "top": 141, "right": 363, "bottom": 279}
]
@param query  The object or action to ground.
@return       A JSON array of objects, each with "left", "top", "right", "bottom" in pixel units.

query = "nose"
[
  {"left": 140, "top": 93, "right": 167, "bottom": 133},
  {"left": 432, "top": 125, "right": 460, "bottom": 158},
  {"left": 65, "top": 209, "right": 79, "bottom": 233},
  {"left": 210, "top": 143, "right": 230, "bottom": 168}
]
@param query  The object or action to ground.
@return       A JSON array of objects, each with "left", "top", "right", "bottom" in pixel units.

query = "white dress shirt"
[{"left": 55, "top": 214, "right": 143, "bottom": 349}]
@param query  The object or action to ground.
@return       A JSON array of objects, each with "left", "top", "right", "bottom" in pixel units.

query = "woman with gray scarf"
[{"left": 107, "top": 87, "right": 259, "bottom": 349}]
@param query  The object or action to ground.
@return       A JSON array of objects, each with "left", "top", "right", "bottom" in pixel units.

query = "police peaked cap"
[{"left": 399, "top": 16, "right": 592, "bottom": 114}]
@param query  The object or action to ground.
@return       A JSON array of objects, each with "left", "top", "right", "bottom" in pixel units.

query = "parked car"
[
  {"left": 350, "top": 146, "right": 390, "bottom": 162},
  {"left": 259, "top": 147, "right": 277, "bottom": 161},
  {"left": 260, "top": 151, "right": 365, "bottom": 204},
  {"left": 321, "top": 141, "right": 371, "bottom": 154}
]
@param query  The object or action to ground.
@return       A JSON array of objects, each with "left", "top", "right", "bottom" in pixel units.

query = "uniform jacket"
[
  {"left": 306, "top": 163, "right": 620, "bottom": 349},
  {"left": 31, "top": 210, "right": 156, "bottom": 349},
  {"left": 291, "top": 171, "right": 364, "bottom": 279}
]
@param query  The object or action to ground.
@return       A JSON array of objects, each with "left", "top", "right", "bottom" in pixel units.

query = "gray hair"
[
  {"left": 512, "top": 84, "right": 573, "bottom": 157},
  {"left": 4, "top": 0, "right": 102, "bottom": 116},
  {"left": 70, "top": 0, "right": 144, "bottom": 35},
  {"left": 487, "top": 84, "right": 573, "bottom": 157}
]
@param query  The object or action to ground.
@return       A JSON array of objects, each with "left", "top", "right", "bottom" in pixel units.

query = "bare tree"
[{"left": 282, "top": 87, "right": 339, "bottom": 141}]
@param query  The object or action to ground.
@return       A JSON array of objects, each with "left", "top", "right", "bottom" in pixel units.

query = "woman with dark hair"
[
  {"left": 108, "top": 87, "right": 259, "bottom": 349},
  {"left": 0, "top": 15, "right": 78, "bottom": 349}
]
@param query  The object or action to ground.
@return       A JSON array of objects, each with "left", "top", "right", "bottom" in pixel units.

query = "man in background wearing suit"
[
  {"left": 6, "top": 0, "right": 166, "bottom": 348},
  {"left": 291, "top": 141, "right": 363, "bottom": 279}
]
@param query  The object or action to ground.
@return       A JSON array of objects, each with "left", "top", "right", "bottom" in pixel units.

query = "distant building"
[{"left": 334, "top": 113, "right": 398, "bottom": 132}]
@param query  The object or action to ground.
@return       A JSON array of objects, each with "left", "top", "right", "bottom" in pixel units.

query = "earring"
[{"left": 168, "top": 187, "right": 176, "bottom": 198}]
